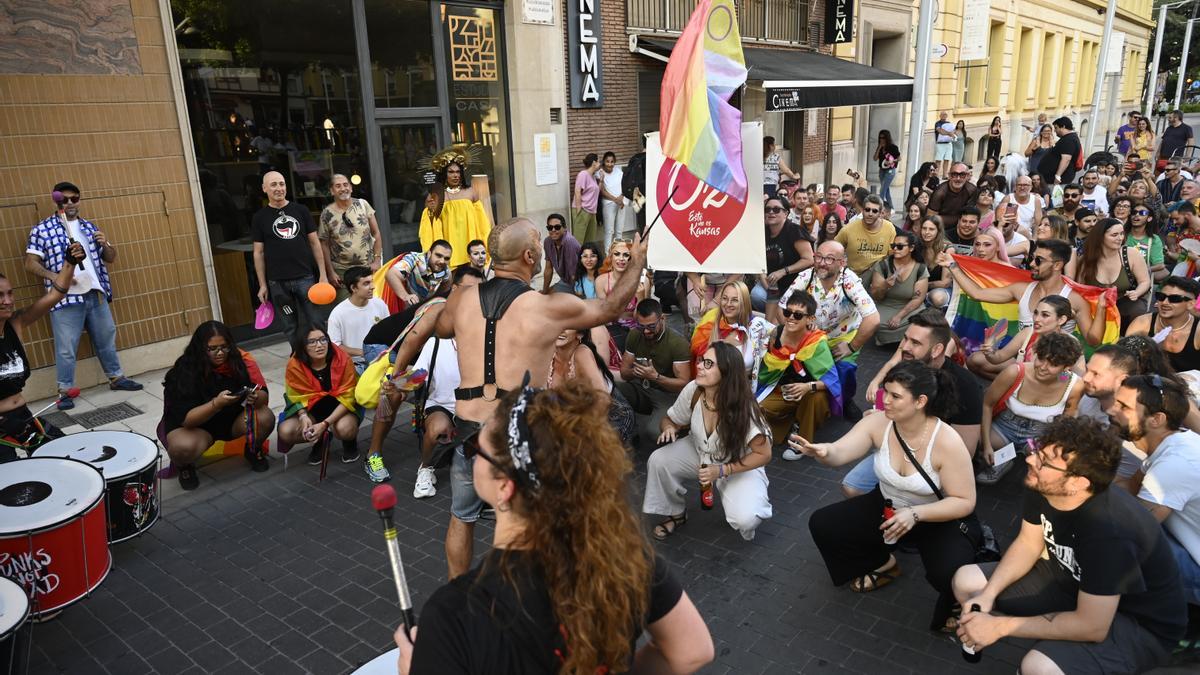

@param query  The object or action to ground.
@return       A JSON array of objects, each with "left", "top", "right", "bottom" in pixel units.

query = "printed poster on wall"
[
  {"left": 533, "top": 133, "right": 557, "bottom": 186},
  {"left": 959, "top": 0, "right": 990, "bottom": 61},
  {"left": 645, "top": 122, "right": 765, "bottom": 274}
]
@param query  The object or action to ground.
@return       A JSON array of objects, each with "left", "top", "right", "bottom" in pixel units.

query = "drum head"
[
  {"left": 0, "top": 457, "right": 104, "bottom": 533},
  {"left": 352, "top": 648, "right": 400, "bottom": 675},
  {"left": 34, "top": 431, "right": 159, "bottom": 480},
  {"left": 0, "top": 576, "right": 28, "bottom": 636}
]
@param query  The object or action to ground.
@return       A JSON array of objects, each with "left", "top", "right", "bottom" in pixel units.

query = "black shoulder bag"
[{"left": 891, "top": 425, "right": 1002, "bottom": 563}]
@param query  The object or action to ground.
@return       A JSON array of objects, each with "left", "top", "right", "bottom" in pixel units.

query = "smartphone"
[
  {"left": 234, "top": 384, "right": 259, "bottom": 399},
  {"left": 1081, "top": 199, "right": 1096, "bottom": 211},
  {"left": 1005, "top": 203, "right": 1018, "bottom": 217},
  {"left": 635, "top": 357, "right": 651, "bottom": 367}
]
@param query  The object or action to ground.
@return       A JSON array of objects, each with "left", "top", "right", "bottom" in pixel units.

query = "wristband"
[
  {"left": 911, "top": 508, "right": 920, "bottom": 522},
  {"left": 51, "top": 281, "right": 68, "bottom": 294}
]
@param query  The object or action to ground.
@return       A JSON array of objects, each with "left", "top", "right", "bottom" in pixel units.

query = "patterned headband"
[{"left": 506, "top": 372, "right": 542, "bottom": 492}]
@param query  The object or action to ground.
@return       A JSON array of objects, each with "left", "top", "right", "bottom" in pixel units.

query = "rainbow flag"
[
  {"left": 945, "top": 255, "right": 1120, "bottom": 356},
  {"left": 756, "top": 330, "right": 844, "bottom": 417},
  {"left": 659, "top": 0, "right": 748, "bottom": 202}
]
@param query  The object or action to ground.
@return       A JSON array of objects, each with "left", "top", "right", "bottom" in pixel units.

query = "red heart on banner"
[{"left": 656, "top": 159, "right": 747, "bottom": 265}]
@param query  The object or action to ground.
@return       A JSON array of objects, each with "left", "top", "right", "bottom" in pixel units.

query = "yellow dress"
[{"left": 419, "top": 198, "right": 491, "bottom": 268}]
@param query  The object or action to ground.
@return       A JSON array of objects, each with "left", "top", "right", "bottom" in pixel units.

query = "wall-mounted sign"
[
  {"left": 521, "top": 0, "right": 554, "bottom": 25},
  {"left": 534, "top": 133, "right": 558, "bottom": 185},
  {"left": 931, "top": 43, "right": 948, "bottom": 58},
  {"left": 567, "top": 0, "right": 604, "bottom": 107},
  {"left": 824, "top": 0, "right": 854, "bottom": 45},
  {"left": 1106, "top": 32, "right": 1126, "bottom": 74},
  {"left": 959, "top": 0, "right": 990, "bottom": 60}
]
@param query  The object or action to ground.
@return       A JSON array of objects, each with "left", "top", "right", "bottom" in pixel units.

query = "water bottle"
[{"left": 961, "top": 603, "right": 982, "bottom": 663}]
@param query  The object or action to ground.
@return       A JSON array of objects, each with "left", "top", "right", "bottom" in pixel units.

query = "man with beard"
[
  {"left": 434, "top": 217, "right": 648, "bottom": 579},
  {"left": 835, "top": 194, "right": 895, "bottom": 275},
  {"left": 938, "top": 239, "right": 1105, "bottom": 347},
  {"left": 842, "top": 309, "right": 982, "bottom": 495},
  {"left": 952, "top": 416, "right": 1186, "bottom": 674},
  {"left": 928, "top": 161, "right": 977, "bottom": 231},
  {"left": 386, "top": 240, "right": 453, "bottom": 307},
  {"left": 252, "top": 171, "right": 329, "bottom": 339},
  {"left": 1109, "top": 374, "right": 1200, "bottom": 606},
  {"left": 1047, "top": 183, "right": 1083, "bottom": 221}
]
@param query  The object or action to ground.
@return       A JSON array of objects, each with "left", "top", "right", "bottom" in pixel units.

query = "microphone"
[
  {"left": 371, "top": 484, "right": 415, "bottom": 633},
  {"left": 32, "top": 388, "right": 80, "bottom": 418}
]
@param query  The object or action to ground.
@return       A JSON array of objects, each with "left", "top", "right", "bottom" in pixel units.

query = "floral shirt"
[
  {"left": 396, "top": 251, "right": 449, "bottom": 299},
  {"left": 777, "top": 268, "right": 878, "bottom": 348},
  {"left": 318, "top": 198, "right": 377, "bottom": 269}
]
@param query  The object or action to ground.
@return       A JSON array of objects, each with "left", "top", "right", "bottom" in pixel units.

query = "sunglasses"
[
  {"left": 462, "top": 434, "right": 507, "bottom": 473},
  {"left": 59, "top": 195, "right": 81, "bottom": 204},
  {"left": 764, "top": 207, "right": 786, "bottom": 214},
  {"left": 546, "top": 224, "right": 564, "bottom": 231},
  {"left": 890, "top": 243, "right": 909, "bottom": 250},
  {"left": 780, "top": 309, "right": 808, "bottom": 320},
  {"left": 1154, "top": 291, "right": 1195, "bottom": 304},
  {"left": 613, "top": 237, "right": 633, "bottom": 244},
  {"left": 1064, "top": 193, "right": 1081, "bottom": 199},
  {"left": 342, "top": 212, "right": 353, "bottom": 228},
  {"left": 863, "top": 208, "right": 881, "bottom": 214},
  {"left": 697, "top": 357, "right": 716, "bottom": 370},
  {"left": 1134, "top": 209, "right": 1151, "bottom": 216},
  {"left": 637, "top": 318, "right": 661, "bottom": 332},
  {"left": 1031, "top": 255, "right": 1054, "bottom": 266}
]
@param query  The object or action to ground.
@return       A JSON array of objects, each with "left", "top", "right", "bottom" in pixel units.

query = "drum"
[
  {"left": 0, "top": 457, "right": 110, "bottom": 617},
  {"left": 352, "top": 648, "right": 399, "bottom": 674},
  {"left": 0, "top": 576, "right": 29, "bottom": 675},
  {"left": 35, "top": 431, "right": 161, "bottom": 543}
]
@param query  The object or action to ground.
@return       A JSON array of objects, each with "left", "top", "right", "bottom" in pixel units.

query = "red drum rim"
[
  {"left": 0, "top": 457, "right": 105, "bottom": 535},
  {"left": 0, "top": 575, "right": 29, "bottom": 636},
  {"left": 33, "top": 431, "right": 160, "bottom": 482}
]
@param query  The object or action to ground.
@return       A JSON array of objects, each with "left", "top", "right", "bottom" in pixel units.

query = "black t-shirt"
[
  {"left": 163, "top": 364, "right": 255, "bottom": 433},
  {"left": 765, "top": 222, "right": 808, "bottom": 292},
  {"left": 1159, "top": 122, "right": 1194, "bottom": 160},
  {"left": 0, "top": 321, "right": 29, "bottom": 399},
  {"left": 944, "top": 227, "right": 977, "bottom": 256},
  {"left": 877, "top": 143, "right": 900, "bottom": 171},
  {"left": 1021, "top": 487, "right": 1186, "bottom": 643},
  {"left": 1039, "top": 133, "right": 1081, "bottom": 185},
  {"left": 942, "top": 359, "right": 982, "bottom": 426},
  {"left": 251, "top": 202, "right": 318, "bottom": 281},
  {"left": 410, "top": 551, "right": 683, "bottom": 674},
  {"left": 363, "top": 303, "right": 422, "bottom": 347}
]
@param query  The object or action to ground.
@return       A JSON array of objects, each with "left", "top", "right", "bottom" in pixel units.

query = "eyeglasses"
[
  {"left": 863, "top": 208, "right": 881, "bottom": 214},
  {"left": 60, "top": 195, "right": 81, "bottom": 204},
  {"left": 1134, "top": 209, "right": 1152, "bottom": 216},
  {"left": 546, "top": 224, "right": 564, "bottom": 231},
  {"left": 205, "top": 345, "right": 232, "bottom": 354},
  {"left": 1031, "top": 255, "right": 1053, "bottom": 266},
  {"left": 1026, "top": 440, "right": 1070, "bottom": 474},
  {"left": 342, "top": 212, "right": 353, "bottom": 228},
  {"left": 949, "top": 171, "right": 969, "bottom": 178},
  {"left": 814, "top": 254, "right": 843, "bottom": 265},
  {"left": 637, "top": 318, "right": 661, "bottom": 332},
  {"left": 780, "top": 309, "right": 808, "bottom": 320},
  {"left": 697, "top": 357, "right": 716, "bottom": 371},
  {"left": 306, "top": 336, "right": 329, "bottom": 346},
  {"left": 889, "top": 243, "right": 909, "bottom": 250},
  {"left": 764, "top": 206, "right": 786, "bottom": 214},
  {"left": 1154, "top": 291, "right": 1195, "bottom": 304}
]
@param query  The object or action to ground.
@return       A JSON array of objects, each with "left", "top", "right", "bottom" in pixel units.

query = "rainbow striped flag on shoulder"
[{"left": 944, "top": 254, "right": 1120, "bottom": 356}]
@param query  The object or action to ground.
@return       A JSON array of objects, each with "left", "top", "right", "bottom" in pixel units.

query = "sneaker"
[
  {"left": 178, "top": 464, "right": 199, "bottom": 490},
  {"left": 56, "top": 397, "right": 75, "bottom": 411},
  {"left": 109, "top": 377, "right": 143, "bottom": 391},
  {"left": 245, "top": 444, "right": 269, "bottom": 473},
  {"left": 975, "top": 461, "right": 1014, "bottom": 485},
  {"left": 413, "top": 466, "right": 437, "bottom": 498},
  {"left": 341, "top": 441, "right": 361, "bottom": 464},
  {"left": 306, "top": 444, "right": 324, "bottom": 466},
  {"left": 782, "top": 447, "right": 807, "bottom": 461},
  {"left": 363, "top": 452, "right": 390, "bottom": 483}
]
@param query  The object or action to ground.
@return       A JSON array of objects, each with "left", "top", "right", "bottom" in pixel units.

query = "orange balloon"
[{"left": 308, "top": 282, "right": 336, "bottom": 305}]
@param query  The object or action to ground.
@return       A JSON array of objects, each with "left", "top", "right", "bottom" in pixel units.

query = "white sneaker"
[
  {"left": 782, "top": 447, "right": 807, "bottom": 461},
  {"left": 413, "top": 466, "right": 437, "bottom": 498}
]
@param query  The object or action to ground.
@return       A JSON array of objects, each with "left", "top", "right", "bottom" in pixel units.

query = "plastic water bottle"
[{"left": 961, "top": 603, "right": 982, "bottom": 663}]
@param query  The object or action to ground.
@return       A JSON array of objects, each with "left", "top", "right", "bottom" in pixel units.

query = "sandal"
[
  {"left": 653, "top": 512, "right": 687, "bottom": 541},
  {"left": 850, "top": 559, "right": 901, "bottom": 593}
]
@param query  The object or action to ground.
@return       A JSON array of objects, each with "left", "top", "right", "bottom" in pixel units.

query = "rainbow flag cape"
[
  {"left": 756, "top": 329, "right": 844, "bottom": 417},
  {"left": 944, "top": 255, "right": 1120, "bottom": 356},
  {"left": 690, "top": 307, "right": 749, "bottom": 374},
  {"left": 282, "top": 344, "right": 359, "bottom": 418},
  {"left": 659, "top": 0, "right": 748, "bottom": 202}
]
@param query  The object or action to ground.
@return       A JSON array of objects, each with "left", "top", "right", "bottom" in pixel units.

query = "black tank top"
[
  {"left": 0, "top": 321, "right": 30, "bottom": 399},
  {"left": 1153, "top": 312, "right": 1200, "bottom": 373}
]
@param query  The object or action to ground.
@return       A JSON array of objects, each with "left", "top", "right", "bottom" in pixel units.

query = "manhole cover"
[
  {"left": 71, "top": 402, "right": 144, "bottom": 429},
  {"left": 40, "top": 412, "right": 75, "bottom": 430}
]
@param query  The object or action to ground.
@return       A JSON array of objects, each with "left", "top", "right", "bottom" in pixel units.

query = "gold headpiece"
[{"left": 425, "top": 143, "right": 484, "bottom": 174}]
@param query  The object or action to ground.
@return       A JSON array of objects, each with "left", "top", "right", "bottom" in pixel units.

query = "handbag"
[
  {"left": 891, "top": 425, "right": 1002, "bottom": 563},
  {"left": 354, "top": 300, "right": 442, "bottom": 409}
]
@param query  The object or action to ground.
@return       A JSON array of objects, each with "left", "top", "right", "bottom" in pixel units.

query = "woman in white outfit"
[{"left": 644, "top": 342, "right": 772, "bottom": 541}]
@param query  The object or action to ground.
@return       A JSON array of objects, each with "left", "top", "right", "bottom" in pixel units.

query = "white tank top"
[
  {"left": 876, "top": 420, "right": 944, "bottom": 508},
  {"left": 1006, "top": 371, "right": 1079, "bottom": 423},
  {"left": 1017, "top": 283, "right": 1076, "bottom": 333}
]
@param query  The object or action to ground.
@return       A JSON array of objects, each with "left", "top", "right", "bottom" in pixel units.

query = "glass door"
[{"left": 377, "top": 119, "right": 442, "bottom": 255}]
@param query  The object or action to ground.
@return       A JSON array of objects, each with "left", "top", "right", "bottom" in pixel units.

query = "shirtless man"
[
  {"left": 434, "top": 216, "right": 648, "bottom": 579},
  {"left": 937, "top": 239, "right": 1105, "bottom": 352}
]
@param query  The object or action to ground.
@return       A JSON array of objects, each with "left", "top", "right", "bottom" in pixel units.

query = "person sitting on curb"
[{"left": 278, "top": 323, "right": 361, "bottom": 467}]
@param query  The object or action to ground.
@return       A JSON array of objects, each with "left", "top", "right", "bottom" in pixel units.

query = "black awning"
[{"left": 638, "top": 37, "right": 913, "bottom": 111}]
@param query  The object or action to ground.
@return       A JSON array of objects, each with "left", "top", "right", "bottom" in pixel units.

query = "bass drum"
[
  {"left": 0, "top": 576, "right": 29, "bottom": 675},
  {"left": 0, "top": 457, "right": 110, "bottom": 617},
  {"left": 352, "top": 648, "right": 399, "bottom": 674},
  {"left": 34, "top": 431, "right": 161, "bottom": 543}
]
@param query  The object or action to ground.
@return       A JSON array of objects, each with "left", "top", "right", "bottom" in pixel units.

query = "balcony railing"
[{"left": 627, "top": 0, "right": 809, "bottom": 45}]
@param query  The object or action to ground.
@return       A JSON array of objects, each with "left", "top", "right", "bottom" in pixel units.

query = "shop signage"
[
  {"left": 521, "top": 0, "right": 554, "bottom": 25},
  {"left": 644, "top": 123, "right": 765, "bottom": 272},
  {"left": 824, "top": 0, "right": 854, "bottom": 45},
  {"left": 1106, "top": 32, "right": 1125, "bottom": 74},
  {"left": 567, "top": 0, "right": 604, "bottom": 107},
  {"left": 959, "top": 0, "right": 989, "bottom": 60}
]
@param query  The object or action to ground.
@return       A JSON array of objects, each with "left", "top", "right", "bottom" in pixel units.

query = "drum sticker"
[
  {"left": 122, "top": 481, "right": 156, "bottom": 530},
  {"left": 0, "top": 550, "right": 59, "bottom": 599}
]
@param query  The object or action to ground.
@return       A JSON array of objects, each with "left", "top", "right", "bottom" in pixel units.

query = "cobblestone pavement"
[{"left": 19, "top": 333, "right": 1200, "bottom": 674}]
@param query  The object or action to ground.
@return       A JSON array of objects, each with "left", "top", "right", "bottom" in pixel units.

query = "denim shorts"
[
  {"left": 361, "top": 343, "right": 392, "bottom": 366},
  {"left": 448, "top": 418, "right": 485, "bottom": 522},
  {"left": 841, "top": 454, "right": 879, "bottom": 493},
  {"left": 991, "top": 408, "right": 1047, "bottom": 448}
]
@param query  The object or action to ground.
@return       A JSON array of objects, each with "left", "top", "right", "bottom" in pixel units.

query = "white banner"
[
  {"left": 959, "top": 0, "right": 990, "bottom": 61},
  {"left": 645, "top": 122, "right": 765, "bottom": 274},
  {"left": 1106, "top": 32, "right": 1126, "bottom": 74}
]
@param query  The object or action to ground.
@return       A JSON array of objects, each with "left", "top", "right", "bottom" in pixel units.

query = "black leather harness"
[{"left": 454, "top": 277, "right": 532, "bottom": 401}]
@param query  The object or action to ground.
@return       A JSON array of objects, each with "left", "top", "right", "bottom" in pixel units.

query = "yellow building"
[{"left": 828, "top": 0, "right": 1155, "bottom": 189}]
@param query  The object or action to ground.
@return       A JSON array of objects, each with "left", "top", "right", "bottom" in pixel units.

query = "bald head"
[
  {"left": 262, "top": 171, "right": 287, "bottom": 206},
  {"left": 814, "top": 241, "right": 845, "bottom": 280},
  {"left": 488, "top": 216, "right": 541, "bottom": 270}
]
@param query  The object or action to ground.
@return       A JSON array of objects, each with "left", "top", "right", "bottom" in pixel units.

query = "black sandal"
[
  {"left": 850, "top": 559, "right": 901, "bottom": 593},
  {"left": 653, "top": 512, "right": 687, "bottom": 541}
]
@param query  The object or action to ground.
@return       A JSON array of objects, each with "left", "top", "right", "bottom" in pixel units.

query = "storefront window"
[
  {"left": 172, "top": 0, "right": 371, "bottom": 329},
  {"left": 365, "top": 0, "right": 438, "bottom": 108}
]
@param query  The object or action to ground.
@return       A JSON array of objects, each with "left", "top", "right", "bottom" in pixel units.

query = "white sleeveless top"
[
  {"left": 876, "top": 420, "right": 944, "bottom": 508},
  {"left": 1006, "top": 371, "right": 1079, "bottom": 423},
  {"left": 1017, "top": 283, "right": 1076, "bottom": 333}
]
